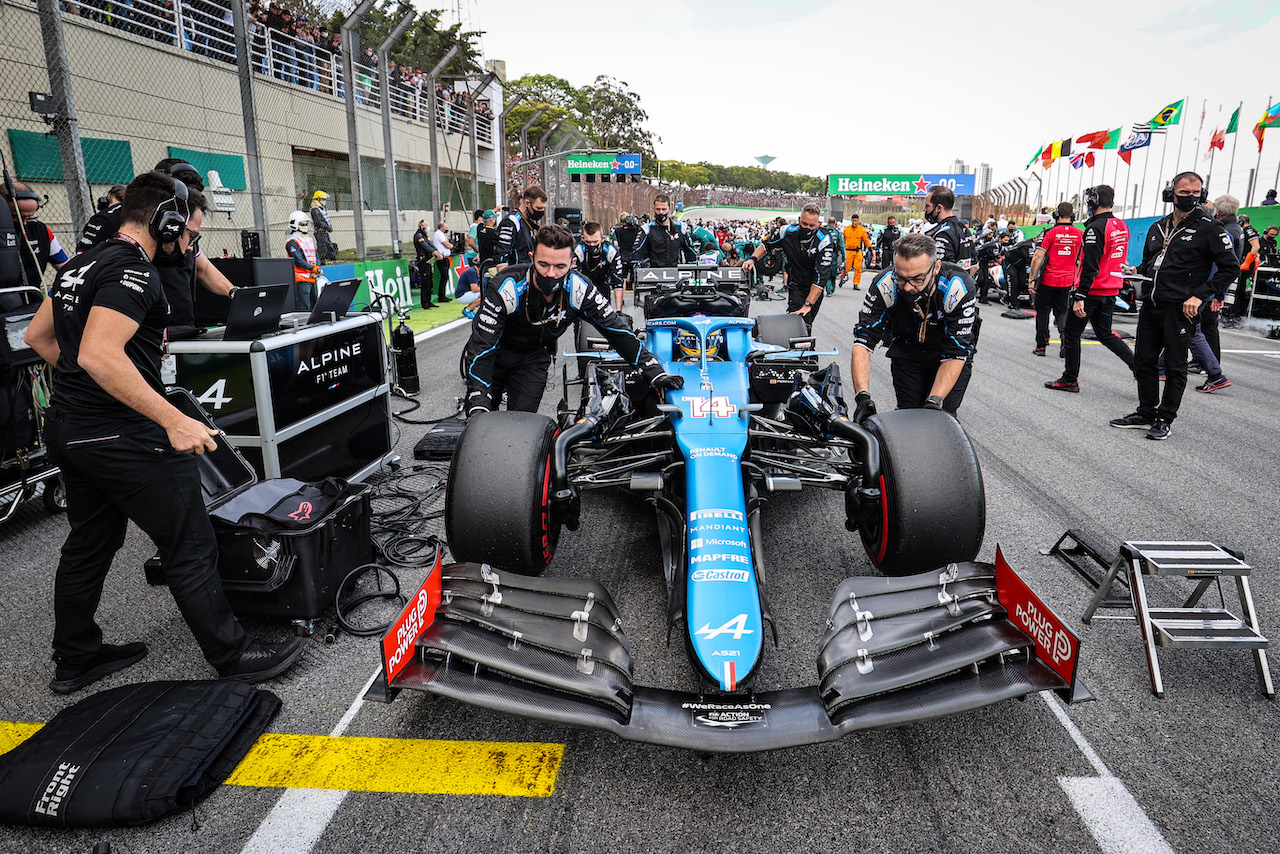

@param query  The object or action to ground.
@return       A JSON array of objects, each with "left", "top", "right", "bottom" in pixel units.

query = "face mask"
[
  {"left": 924, "top": 206, "right": 939, "bottom": 224},
  {"left": 533, "top": 269, "right": 565, "bottom": 298},
  {"left": 526, "top": 206, "right": 545, "bottom": 223},
  {"left": 1174, "top": 194, "right": 1199, "bottom": 213},
  {"left": 584, "top": 244, "right": 603, "bottom": 261},
  {"left": 654, "top": 212, "right": 668, "bottom": 224}
]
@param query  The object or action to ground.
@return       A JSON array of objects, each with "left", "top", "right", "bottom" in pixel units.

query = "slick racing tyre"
[
  {"left": 857, "top": 409, "right": 985, "bottom": 576},
  {"left": 755, "top": 313, "right": 808, "bottom": 348},
  {"left": 446, "top": 411, "right": 560, "bottom": 575}
]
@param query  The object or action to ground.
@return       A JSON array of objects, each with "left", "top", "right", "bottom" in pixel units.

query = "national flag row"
[{"left": 1026, "top": 98, "right": 1280, "bottom": 172}]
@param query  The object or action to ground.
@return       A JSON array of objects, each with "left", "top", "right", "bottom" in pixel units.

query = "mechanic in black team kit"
[
  {"left": 574, "top": 221, "right": 626, "bottom": 311},
  {"left": 741, "top": 203, "right": 834, "bottom": 332},
  {"left": 923, "top": 185, "right": 974, "bottom": 271},
  {"left": 1111, "top": 171, "right": 1238, "bottom": 441},
  {"left": 849, "top": 232, "right": 978, "bottom": 417},
  {"left": 630, "top": 194, "right": 697, "bottom": 268},
  {"left": 23, "top": 171, "right": 301, "bottom": 693},
  {"left": 461, "top": 225, "right": 682, "bottom": 415},
  {"left": 494, "top": 185, "right": 549, "bottom": 272}
]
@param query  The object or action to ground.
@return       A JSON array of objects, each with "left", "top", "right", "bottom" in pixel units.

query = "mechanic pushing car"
[
  {"left": 741, "top": 203, "right": 834, "bottom": 331},
  {"left": 849, "top": 232, "right": 978, "bottom": 417},
  {"left": 461, "top": 224, "right": 683, "bottom": 415},
  {"left": 630, "top": 194, "right": 697, "bottom": 267}
]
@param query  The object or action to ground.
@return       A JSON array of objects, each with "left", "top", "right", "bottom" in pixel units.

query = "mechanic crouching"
[
  {"left": 460, "top": 224, "right": 682, "bottom": 415},
  {"left": 848, "top": 232, "right": 978, "bottom": 417},
  {"left": 23, "top": 170, "right": 302, "bottom": 694}
]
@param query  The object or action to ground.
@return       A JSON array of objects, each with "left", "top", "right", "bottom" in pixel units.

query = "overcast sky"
[{"left": 461, "top": 0, "right": 1280, "bottom": 192}]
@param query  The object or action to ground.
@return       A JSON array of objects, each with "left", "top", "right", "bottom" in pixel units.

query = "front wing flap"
[{"left": 374, "top": 553, "right": 1086, "bottom": 752}]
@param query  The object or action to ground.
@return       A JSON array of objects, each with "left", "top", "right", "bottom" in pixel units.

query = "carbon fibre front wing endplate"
[{"left": 379, "top": 561, "right": 1083, "bottom": 752}]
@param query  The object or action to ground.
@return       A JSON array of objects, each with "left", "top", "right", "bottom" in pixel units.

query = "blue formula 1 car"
[{"left": 372, "top": 268, "right": 1086, "bottom": 751}]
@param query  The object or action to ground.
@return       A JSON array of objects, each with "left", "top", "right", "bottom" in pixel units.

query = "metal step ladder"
[{"left": 1082, "top": 540, "right": 1273, "bottom": 698}]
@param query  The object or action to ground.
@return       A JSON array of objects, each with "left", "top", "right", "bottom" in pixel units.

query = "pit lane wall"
[{"left": 1010, "top": 205, "right": 1280, "bottom": 266}]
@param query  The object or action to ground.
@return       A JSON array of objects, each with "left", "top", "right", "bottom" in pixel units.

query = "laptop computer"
[
  {"left": 306, "top": 278, "right": 360, "bottom": 324},
  {"left": 222, "top": 284, "right": 291, "bottom": 341}
]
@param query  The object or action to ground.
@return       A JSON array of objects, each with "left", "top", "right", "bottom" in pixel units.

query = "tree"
[
  {"left": 328, "top": 4, "right": 482, "bottom": 77},
  {"left": 586, "top": 75, "right": 657, "bottom": 159}
]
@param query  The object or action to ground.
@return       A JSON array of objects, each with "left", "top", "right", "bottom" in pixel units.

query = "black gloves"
[
  {"left": 853, "top": 391, "right": 876, "bottom": 424},
  {"left": 651, "top": 372, "right": 684, "bottom": 393},
  {"left": 923, "top": 395, "right": 945, "bottom": 411}
]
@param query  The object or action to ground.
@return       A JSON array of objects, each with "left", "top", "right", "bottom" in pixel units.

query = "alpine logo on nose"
[{"left": 695, "top": 613, "right": 753, "bottom": 640}]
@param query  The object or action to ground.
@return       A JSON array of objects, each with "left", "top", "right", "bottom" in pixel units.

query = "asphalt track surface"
[{"left": 1, "top": 278, "right": 1278, "bottom": 854}]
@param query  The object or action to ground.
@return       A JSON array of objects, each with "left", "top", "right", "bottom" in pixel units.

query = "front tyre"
[
  {"left": 445, "top": 412, "right": 560, "bottom": 575},
  {"left": 857, "top": 409, "right": 985, "bottom": 576}
]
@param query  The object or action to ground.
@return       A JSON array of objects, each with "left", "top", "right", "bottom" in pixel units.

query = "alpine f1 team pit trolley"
[{"left": 166, "top": 311, "right": 396, "bottom": 483}]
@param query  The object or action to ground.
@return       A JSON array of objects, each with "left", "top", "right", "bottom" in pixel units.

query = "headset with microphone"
[
  {"left": 1161, "top": 171, "right": 1209, "bottom": 204},
  {"left": 148, "top": 176, "right": 189, "bottom": 244}
]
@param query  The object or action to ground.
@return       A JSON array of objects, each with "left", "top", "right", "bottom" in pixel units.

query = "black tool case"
[{"left": 167, "top": 388, "right": 373, "bottom": 625}]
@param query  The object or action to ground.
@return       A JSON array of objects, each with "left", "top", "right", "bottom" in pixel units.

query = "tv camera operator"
[
  {"left": 23, "top": 170, "right": 302, "bottom": 693},
  {"left": 460, "top": 225, "right": 681, "bottom": 415}
]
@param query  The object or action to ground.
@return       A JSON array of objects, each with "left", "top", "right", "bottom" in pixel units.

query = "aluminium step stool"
[{"left": 1081, "top": 540, "right": 1273, "bottom": 698}]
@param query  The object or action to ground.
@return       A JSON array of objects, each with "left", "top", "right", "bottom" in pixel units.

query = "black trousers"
[
  {"left": 1134, "top": 301, "right": 1196, "bottom": 424},
  {"left": 44, "top": 409, "right": 249, "bottom": 670},
  {"left": 1034, "top": 286, "right": 1070, "bottom": 347},
  {"left": 786, "top": 285, "right": 823, "bottom": 332},
  {"left": 1062, "top": 295, "right": 1134, "bottom": 382},
  {"left": 889, "top": 352, "right": 972, "bottom": 415},
  {"left": 490, "top": 348, "right": 553, "bottom": 412},
  {"left": 1004, "top": 262, "right": 1028, "bottom": 303},
  {"left": 434, "top": 258, "right": 451, "bottom": 302}
]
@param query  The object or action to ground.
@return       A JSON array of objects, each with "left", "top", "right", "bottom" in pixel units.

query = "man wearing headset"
[
  {"left": 23, "top": 170, "right": 303, "bottom": 693},
  {"left": 0, "top": 181, "right": 68, "bottom": 285},
  {"left": 78, "top": 161, "right": 238, "bottom": 333},
  {"left": 1111, "top": 171, "right": 1238, "bottom": 440}
]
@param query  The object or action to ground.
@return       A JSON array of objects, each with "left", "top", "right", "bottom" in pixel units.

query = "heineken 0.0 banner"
[
  {"left": 566, "top": 153, "right": 643, "bottom": 174},
  {"left": 828, "top": 173, "right": 976, "bottom": 196}
]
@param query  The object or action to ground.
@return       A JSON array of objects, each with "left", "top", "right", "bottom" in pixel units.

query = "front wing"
[{"left": 370, "top": 549, "right": 1088, "bottom": 753}]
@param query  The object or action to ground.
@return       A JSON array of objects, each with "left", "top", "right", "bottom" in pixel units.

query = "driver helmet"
[
  {"left": 288, "top": 210, "right": 310, "bottom": 234},
  {"left": 675, "top": 328, "right": 725, "bottom": 361}
]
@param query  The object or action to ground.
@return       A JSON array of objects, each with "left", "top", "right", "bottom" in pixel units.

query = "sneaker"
[
  {"left": 462, "top": 307, "right": 476, "bottom": 319},
  {"left": 1032, "top": 346, "right": 1046, "bottom": 357},
  {"left": 1045, "top": 378, "right": 1079, "bottom": 393},
  {"left": 1187, "top": 362, "right": 1205, "bottom": 375},
  {"left": 50, "top": 642, "right": 148, "bottom": 695},
  {"left": 1110, "top": 412, "right": 1153, "bottom": 429},
  {"left": 1145, "top": 420, "right": 1172, "bottom": 441},
  {"left": 1196, "top": 377, "right": 1231, "bottom": 393},
  {"left": 1158, "top": 372, "right": 1165, "bottom": 381},
  {"left": 218, "top": 638, "right": 303, "bottom": 683}
]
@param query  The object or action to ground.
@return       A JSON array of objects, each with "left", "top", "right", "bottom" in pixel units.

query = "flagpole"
[
  {"left": 1146, "top": 136, "right": 1157, "bottom": 215},
  {"left": 1249, "top": 96, "right": 1272, "bottom": 205},
  {"left": 1173, "top": 95, "right": 1188, "bottom": 176},
  {"left": 1191, "top": 98, "right": 1206, "bottom": 170},
  {"left": 1226, "top": 100, "right": 1242, "bottom": 198},
  {"left": 1162, "top": 135, "right": 1172, "bottom": 217}
]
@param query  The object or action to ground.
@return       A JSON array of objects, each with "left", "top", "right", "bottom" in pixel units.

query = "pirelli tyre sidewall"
[
  {"left": 754, "top": 313, "right": 808, "bottom": 348},
  {"left": 858, "top": 409, "right": 985, "bottom": 576},
  {"left": 445, "top": 411, "right": 559, "bottom": 575}
]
